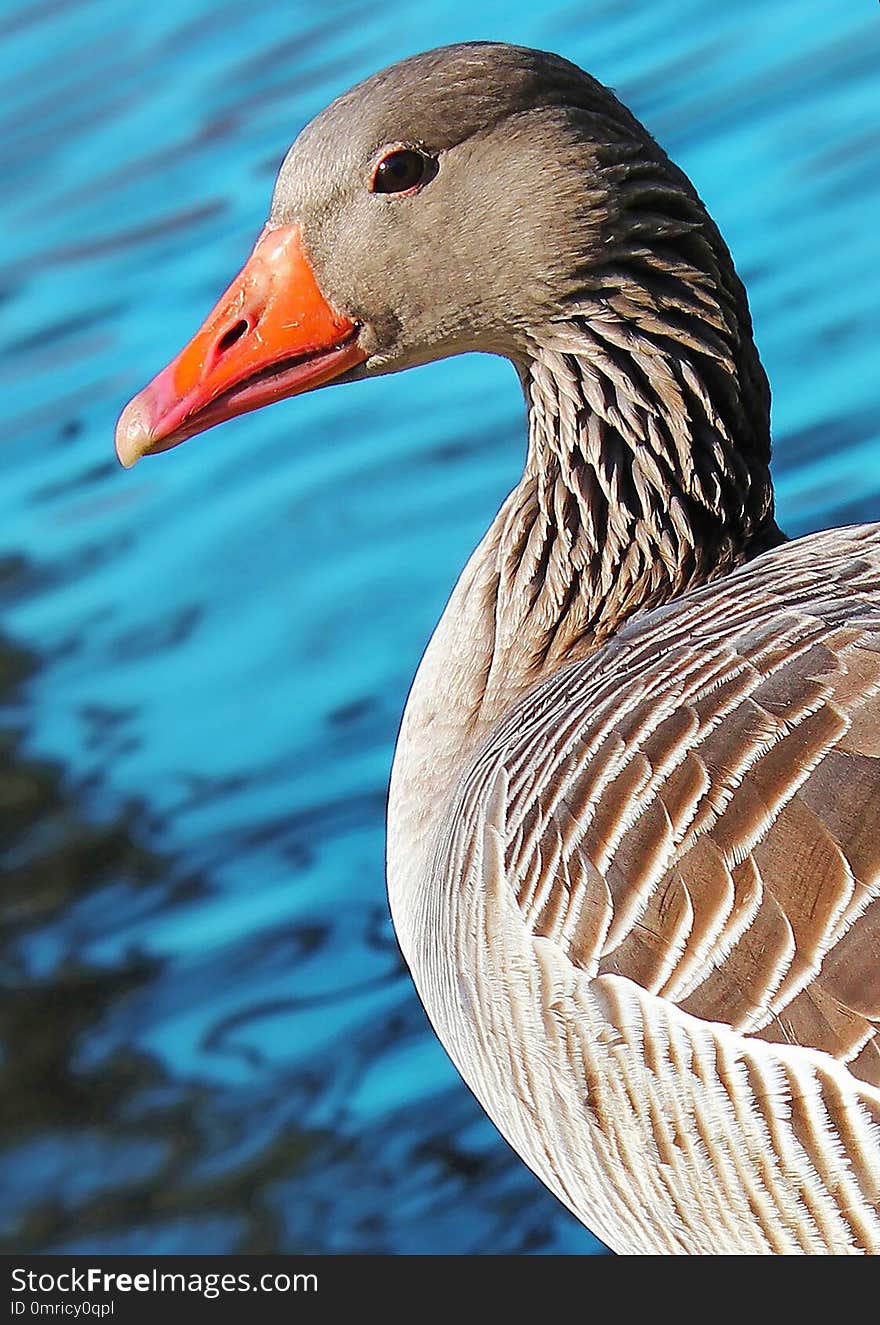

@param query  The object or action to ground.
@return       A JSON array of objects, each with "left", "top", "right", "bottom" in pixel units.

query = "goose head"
[{"left": 116, "top": 41, "right": 756, "bottom": 467}]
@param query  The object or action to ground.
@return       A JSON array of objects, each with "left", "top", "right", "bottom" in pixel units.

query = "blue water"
[{"left": 1, "top": 0, "right": 878, "bottom": 1254}]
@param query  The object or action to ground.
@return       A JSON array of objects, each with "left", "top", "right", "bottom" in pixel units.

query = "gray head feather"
[{"left": 270, "top": 46, "right": 722, "bottom": 360}]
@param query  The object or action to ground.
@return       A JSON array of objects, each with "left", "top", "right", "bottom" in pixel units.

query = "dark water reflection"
[
  {"left": 0, "top": 593, "right": 573, "bottom": 1254},
  {"left": 1, "top": 0, "right": 878, "bottom": 1254}
]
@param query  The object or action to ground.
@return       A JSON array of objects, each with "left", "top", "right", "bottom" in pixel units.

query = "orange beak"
[{"left": 115, "top": 225, "right": 366, "bottom": 467}]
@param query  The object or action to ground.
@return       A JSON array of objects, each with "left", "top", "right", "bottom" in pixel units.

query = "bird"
[{"left": 115, "top": 42, "right": 880, "bottom": 1254}]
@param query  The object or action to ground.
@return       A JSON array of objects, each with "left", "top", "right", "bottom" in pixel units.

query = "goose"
[{"left": 115, "top": 42, "right": 880, "bottom": 1255}]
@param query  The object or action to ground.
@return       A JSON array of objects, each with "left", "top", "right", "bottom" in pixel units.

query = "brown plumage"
[{"left": 493, "top": 528, "right": 880, "bottom": 1083}]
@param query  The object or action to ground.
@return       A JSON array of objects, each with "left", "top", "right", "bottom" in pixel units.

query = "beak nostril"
[{"left": 216, "top": 318, "right": 250, "bottom": 355}]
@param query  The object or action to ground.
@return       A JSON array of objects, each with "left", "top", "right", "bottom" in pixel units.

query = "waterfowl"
[{"left": 116, "top": 43, "right": 880, "bottom": 1255}]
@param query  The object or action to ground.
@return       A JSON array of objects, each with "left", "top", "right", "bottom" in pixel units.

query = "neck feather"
[
  {"left": 488, "top": 240, "right": 782, "bottom": 673},
  {"left": 445, "top": 262, "right": 781, "bottom": 763}
]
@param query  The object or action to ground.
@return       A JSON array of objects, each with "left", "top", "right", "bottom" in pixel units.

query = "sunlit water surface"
[{"left": 1, "top": 0, "right": 878, "bottom": 1253}]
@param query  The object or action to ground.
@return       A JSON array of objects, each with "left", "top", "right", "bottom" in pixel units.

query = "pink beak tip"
[{"left": 115, "top": 395, "right": 153, "bottom": 469}]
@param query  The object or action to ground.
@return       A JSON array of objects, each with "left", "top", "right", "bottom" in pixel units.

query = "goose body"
[
  {"left": 389, "top": 523, "right": 880, "bottom": 1253},
  {"left": 117, "top": 43, "right": 880, "bottom": 1254}
]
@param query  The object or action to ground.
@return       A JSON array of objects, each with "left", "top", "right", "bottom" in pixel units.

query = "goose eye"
[{"left": 371, "top": 148, "right": 437, "bottom": 195}]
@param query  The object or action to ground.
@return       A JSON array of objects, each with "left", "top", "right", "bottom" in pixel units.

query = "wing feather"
[{"left": 461, "top": 527, "right": 880, "bottom": 1089}]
